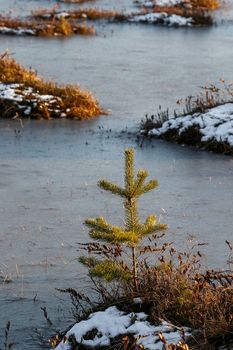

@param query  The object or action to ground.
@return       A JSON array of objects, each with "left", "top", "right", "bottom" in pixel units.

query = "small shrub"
[{"left": 80, "top": 148, "right": 167, "bottom": 291}]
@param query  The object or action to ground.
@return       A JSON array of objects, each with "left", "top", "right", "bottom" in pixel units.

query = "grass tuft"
[
  {"left": 0, "top": 15, "right": 95, "bottom": 37},
  {"left": 32, "top": 7, "right": 126, "bottom": 21},
  {"left": 0, "top": 52, "right": 103, "bottom": 120}
]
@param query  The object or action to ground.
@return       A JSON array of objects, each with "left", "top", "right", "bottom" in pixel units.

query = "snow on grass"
[
  {"left": 0, "top": 82, "right": 63, "bottom": 117},
  {"left": 141, "top": 0, "right": 183, "bottom": 7},
  {"left": 55, "top": 306, "right": 190, "bottom": 350},
  {"left": 129, "top": 12, "right": 193, "bottom": 26},
  {"left": 0, "top": 26, "right": 36, "bottom": 35},
  {"left": 0, "top": 83, "right": 23, "bottom": 101},
  {"left": 55, "top": 12, "right": 70, "bottom": 19},
  {"left": 148, "top": 103, "right": 233, "bottom": 147}
]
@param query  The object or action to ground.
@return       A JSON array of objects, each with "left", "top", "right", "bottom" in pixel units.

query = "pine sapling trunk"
[{"left": 132, "top": 245, "right": 138, "bottom": 291}]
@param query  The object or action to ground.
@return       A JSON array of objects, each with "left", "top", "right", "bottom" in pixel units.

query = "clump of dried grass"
[
  {"left": 0, "top": 15, "right": 95, "bottom": 37},
  {"left": 56, "top": 243, "right": 232, "bottom": 349},
  {"left": 32, "top": 7, "right": 126, "bottom": 22},
  {"left": 0, "top": 52, "right": 103, "bottom": 120},
  {"left": 140, "top": 0, "right": 220, "bottom": 25},
  {"left": 69, "top": 236, "right": 232, "bottom": 349},
  {"left": 119, "top": 240, "right": 233, "bottom": 349}
]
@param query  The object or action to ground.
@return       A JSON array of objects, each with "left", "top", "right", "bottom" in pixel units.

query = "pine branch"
[
  {"left": 125, "top": 149, "right": 134, "bottom": 195},
  {"left": 79, "top": 256, "right": 98, "bottom": 268},
  {"left": 141, "top": 222, "right": 167, "bottom": 236},
  {"left": 98, "top": 180, "right": 126, "bottom": 197},
  {"left": 132, "top": 169, "right": 148, "bottom": 197},
  {"left": 90, "top": 229, "right": 139, "bottom": 244},
  {"left": 139, "top": 179, "right": 159, "bottom": 195},
  {"left": 85, "top": 217, "right": 114, "bottom": 233},
  {"left": 90, "top": 260, "right": 131, "bottom": 282},
  {"left": 140, "top": 215, "right": 167, "bottom": 237}
]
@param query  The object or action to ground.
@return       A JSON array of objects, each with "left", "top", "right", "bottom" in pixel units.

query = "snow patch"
[
  {"left": 0, "top": 26, "right": 36, "bottom": 35},
  {"left": 0, "top": 82, "right": 62, "bottom": 117},
  {"left": 55, "top": 12, "right": 70, "bottom": 19},
  {"left": 148, "top": 103, "right": 233, "bottom": 147},
  {"left": 129, "top": 12, "right": 193, "bottom": 26},
  {"left": 141, "top": 0, "right": 183, "bottom": 7},
  {"left": 55, "top": 306, "right": 190, "bottom": 350}
]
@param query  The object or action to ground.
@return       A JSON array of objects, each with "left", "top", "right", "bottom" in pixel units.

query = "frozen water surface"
[{"left": 0, "top": 0, "right": 233, "bottom": 348}]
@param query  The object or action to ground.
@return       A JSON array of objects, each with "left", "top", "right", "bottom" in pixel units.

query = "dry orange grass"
[
  {"left": 0, "top": 52, "right": 103, "bottom": 119},
  {"left": 140, "top": 0, "right": 220, "bottom": 25},
  {"left": 67, "top": 8, "right": 126, "bottom": 20},
  {"left": 32, "top": 7, "right": 126, "bottom": 21},
  {"left": 190, "top": 0, "right": 220, "bottom": 10},
  {"left": 0, "top": 16, "right": 34, "bottom": 30},
  {"left": 122, "top": 247, "right": 233, "bottom": 348},
  {"left": 0, "top": 15, "right": 95, "bottom": 37}
]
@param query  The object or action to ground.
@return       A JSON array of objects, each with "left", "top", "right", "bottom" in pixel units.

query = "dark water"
[{"left": 0, "top": 0, "right": 233, "bottom": 348}]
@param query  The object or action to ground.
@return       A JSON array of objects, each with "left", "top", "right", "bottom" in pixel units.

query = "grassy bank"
[
  {"left": 140, "top": 82, "right": 233, "bottom": 155},
  {"left": 31, "top": 0, "right": 221, "bottom": 27},
  {"left": 0, "top": 15, "right": 95, "bottom": 36},
  {"left": 0, "top": 52, "right": 103, "bottom": 120}
]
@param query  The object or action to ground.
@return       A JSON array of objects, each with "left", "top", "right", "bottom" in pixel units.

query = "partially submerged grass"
[
  {"left": 2, "top": 321, "right": 15, "bottom": 350},
  {"left": 31, "top": 4, "right": 218, "bottom": 27},
  {"left": 30, "top": 0, "right": 221, "bottom": 27},
  {"left": 32, "top": 7, "right": 126, "bottom": 22},
  {"left": 0, "top": 15, "right": 95, "bottom": 37},
  {"left": 139, "top": 0, "right": 220, "bottom": 25},
  {"left": 0, "top": 52, "right": 103, "bottom": 119}
]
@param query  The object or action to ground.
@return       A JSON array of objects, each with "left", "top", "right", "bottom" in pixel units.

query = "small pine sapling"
[{"left": 80, "top": 148, "right": 167, "bottom": 291}]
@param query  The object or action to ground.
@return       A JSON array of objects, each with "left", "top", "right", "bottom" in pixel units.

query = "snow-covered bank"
[
  {"left": 0, "top": 81, "right": 101, "bottom": 120},
  {"left": 0, "top": 16, "right": 95, "bottom": 37},
  {"left": 137, "top": 0, "right": 184, "bottom": 8},
  {"left": 55, "top": 306, "right": 190, "bottom": 350},
  {"left": 129, "top": 12, "right": 193, "bottom": 26},
  {"left": 0, "top": 82, "right": 65, "bottom": 118},
  {"left": 141, "top": 103, "right": 233, "bottom": 154},
  {"left": 0, "top": 53, "right": 102, "bottom": 120},
  {"left": 0, "top": 26, "right": 36, "bottom": 35}
]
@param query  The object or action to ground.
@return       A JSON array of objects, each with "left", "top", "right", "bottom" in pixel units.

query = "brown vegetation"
[
  {"left": 50, "top": 149, "right": 232, "bottom": 350},
  {"left": 75, "top": 236, "right": 233, "bottom": 349},
  {"left": 31, "top": 0, "right": 220, "bottom": 27},
  {"left": 0, "top": 15, "right": 95, "bottom": 37},
  {"left": 0, "top": 52, "right": 103, "bottom": 119},
  {"left": 32, "top": 7, "right": 126, "bottom": 22},
  {"left": 139, "top": 0, "right": 220, "bottom": 25}
]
